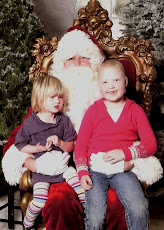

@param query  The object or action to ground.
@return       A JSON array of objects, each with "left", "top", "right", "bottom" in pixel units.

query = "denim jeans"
[{"left": 85, "top": 169, "right": 148, "bottom": 230}]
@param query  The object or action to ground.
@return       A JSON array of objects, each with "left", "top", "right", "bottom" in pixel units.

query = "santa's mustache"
[{"left": 62, "top": 66, "right": 95, "bottom": 80}]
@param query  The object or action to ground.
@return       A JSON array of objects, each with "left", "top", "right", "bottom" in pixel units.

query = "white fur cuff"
[
  {"left": 130, "top": 156, "right": 163, "bottom": 186},
  {"left": 2, "top": 145, "right": 34, "bottom": 186}
]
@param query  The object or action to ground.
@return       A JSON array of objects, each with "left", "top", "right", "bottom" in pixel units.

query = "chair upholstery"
[{"left": 3, "top": 0, "right": 157, "bottom": 229}]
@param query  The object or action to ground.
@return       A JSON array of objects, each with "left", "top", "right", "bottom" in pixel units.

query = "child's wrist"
[{"left": 56, "top": 139, "right": 62, "bottom": 147}]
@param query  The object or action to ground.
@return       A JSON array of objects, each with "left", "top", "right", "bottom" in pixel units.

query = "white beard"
[{"left": 50, "top": 66, "right": 101, "bottom": 132}]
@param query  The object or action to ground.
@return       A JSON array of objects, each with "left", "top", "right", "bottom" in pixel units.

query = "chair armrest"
[{"left": 19, "top": 170, "right": 32, "bottom": 191}]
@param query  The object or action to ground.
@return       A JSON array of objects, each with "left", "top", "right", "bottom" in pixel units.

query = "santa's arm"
[
  {"left": 2, "top": 108, "right": 33, "bottom": 185},
  {"left": 23, "top": 157, "right": 37, "bottom": 172}
]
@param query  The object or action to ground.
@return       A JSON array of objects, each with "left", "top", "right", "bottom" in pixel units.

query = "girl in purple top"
[{"left": 15, "top": 75, "right": 85, "bottom": 229}]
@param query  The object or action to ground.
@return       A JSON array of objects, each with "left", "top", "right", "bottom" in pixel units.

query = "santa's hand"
[
  {"left": 132, "top": 140, "right": 141, "bottom": 147},
  {"left": 90, "top": 152, "right": 124, "bottom": 175},
  {"left": 36, "top": 151, "right": 70, "bottom": 176},
  {"left": 90, "top": 152, "right": 106, "bottom": 172},
  {"left": 55, "top": 152, "right": 71, "bottom": 174}
]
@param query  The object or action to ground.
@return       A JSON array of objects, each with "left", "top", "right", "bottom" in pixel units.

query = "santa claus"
[
  {"left": 48, "top": 26, "right": 105, "bottom": 132},
  {"left": 2, "top": 26, "right": 163, "bottom": 230}
]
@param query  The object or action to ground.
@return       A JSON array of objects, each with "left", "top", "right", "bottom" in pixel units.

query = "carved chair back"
[{"left": 29, "top": 0, "right": 156, "bottom": 118}]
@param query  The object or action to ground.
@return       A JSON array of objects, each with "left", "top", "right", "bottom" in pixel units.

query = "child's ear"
[{"left": 125, "top": 77, "right": 128, "bottom": 87}]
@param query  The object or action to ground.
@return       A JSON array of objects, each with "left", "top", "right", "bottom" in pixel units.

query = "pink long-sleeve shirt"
[{"left": 74, "top": 98, "right": 158, "bottom": 179}]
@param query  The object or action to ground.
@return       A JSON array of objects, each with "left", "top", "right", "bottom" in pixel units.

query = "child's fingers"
[
  {"left": 46, "top": 141, "right": 52, "bottom": 148},
  {"left": 46, "top": 147, "right": 52, "bottom": 151},
  {"left": 81, "top": 177, "right": 93, "bottom": 190},
  {"left": 81, "top": 181, "right": 92, "bottom": 190}
]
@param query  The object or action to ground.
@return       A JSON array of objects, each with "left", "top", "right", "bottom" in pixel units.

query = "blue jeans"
[{"left": 85, "top": 169, "right": 148, "bottom": 230}]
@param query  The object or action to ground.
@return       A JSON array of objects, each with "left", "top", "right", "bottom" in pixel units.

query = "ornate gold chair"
[{"left": 5, "top": 0, "right": 157, "bottom": 229}]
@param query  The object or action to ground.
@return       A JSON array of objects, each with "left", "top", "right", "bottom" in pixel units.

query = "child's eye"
[
  {"left": 49, "top": 95, "right": 56, "bottom": 99},
  {"left": 115, "top": 79, "right": 119, "bottom": 82}
]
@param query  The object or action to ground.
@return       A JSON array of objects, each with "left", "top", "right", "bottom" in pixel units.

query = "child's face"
[
  {"left": 98, "top": 66, "right": 128, "bottom": 103},
  {"left": 42, "top": 94, "right": 64, "bottom": 114}
]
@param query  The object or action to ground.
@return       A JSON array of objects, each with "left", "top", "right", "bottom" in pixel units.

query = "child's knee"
[
  {"left": 85, "top": 212, "right": 106, "bottom": 230},
  {"left": 130, "top": 199, "right": 148, "bottom": 219},
  {"left": 85, "top": 204, "right": 106, "bottom": 229}
]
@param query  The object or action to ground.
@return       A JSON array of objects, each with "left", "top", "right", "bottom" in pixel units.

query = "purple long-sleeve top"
[{"left": 15, "top": 111, "right": 77, "bottom": 185}]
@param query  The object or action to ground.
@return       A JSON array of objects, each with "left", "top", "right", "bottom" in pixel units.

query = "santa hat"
[{"left": 53, "top": 26, "right": 106, "bottom": 71}]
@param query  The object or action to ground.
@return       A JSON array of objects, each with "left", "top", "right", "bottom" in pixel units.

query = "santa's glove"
[
  {"left": 36, "top": 151, "right": 70, "bottom": 176},
  {"left": 90, "top": 152, "right": 124, "bottom": 175}
]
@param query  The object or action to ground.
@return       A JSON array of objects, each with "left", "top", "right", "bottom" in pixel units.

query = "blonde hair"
[
  {"left": 31, "top": 75, "right": 67, "bottom": 113},
  {"left": 98, "top": 59, "right": 127, "bottom": 78}
]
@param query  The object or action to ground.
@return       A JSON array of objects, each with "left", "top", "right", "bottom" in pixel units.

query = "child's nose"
[
  {"left": 108, "top": 81, "right": 115, "bottom": 89},
  {"left": 108, "top": 83, "right": 114, "bottom": 89},
  {"left": 54, "top": 96, "right": 60, "bottom": 103}
]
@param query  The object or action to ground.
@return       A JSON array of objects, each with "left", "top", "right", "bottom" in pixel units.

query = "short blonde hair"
[
  {"left": 31, "top": 75, "right": 67, "bottom": 113},
  {"left": 98, "top": 59, "right": 127, "bottom": 78}
]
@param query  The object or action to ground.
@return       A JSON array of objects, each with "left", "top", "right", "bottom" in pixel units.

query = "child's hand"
[
  {"left": 36, "top": 142, "right": 52, "bottom": 152},
  {"left": 103, "top": 149, "right": 125, "bottom": 164},
  {"left": 124, "top": 161, "right": 134, "bottom": 171},
  {"left": 80, "top": 175, "right": 93, "bottom": 191},
  {"left": 47, "top": 135, "right": 61, "bottom": 147}
]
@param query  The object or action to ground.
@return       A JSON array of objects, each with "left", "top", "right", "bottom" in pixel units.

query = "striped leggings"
[
  {"left": 24, "top": 167, "right": 85, "bottom": 228},
  {"left": 23, "top": 182, "right": 50, "bottom": 228}
]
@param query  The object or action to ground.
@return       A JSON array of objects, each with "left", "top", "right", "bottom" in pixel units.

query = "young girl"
[
  {"left": 15, "top": 75, "right": 85, "bottom": 229},
  {"left": 74, "top": 60, "right": 158, "bottom": 230}
]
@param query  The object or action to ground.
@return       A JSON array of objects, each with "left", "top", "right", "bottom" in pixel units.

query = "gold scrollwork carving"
[
  {"left": 28, "top": 36, "right": 59, "bottom": 83},
  {"left": 73, "top": 0, "right": 113, "bottom": 42}
]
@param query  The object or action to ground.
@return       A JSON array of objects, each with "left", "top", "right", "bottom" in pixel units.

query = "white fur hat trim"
[{"left": 54, "top": 29, "right": 105, "bottom": 70}]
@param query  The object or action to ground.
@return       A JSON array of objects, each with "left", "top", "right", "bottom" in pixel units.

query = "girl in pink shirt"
[{"left": 74, "top": 60, "right": 157, "bottom": 230}]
